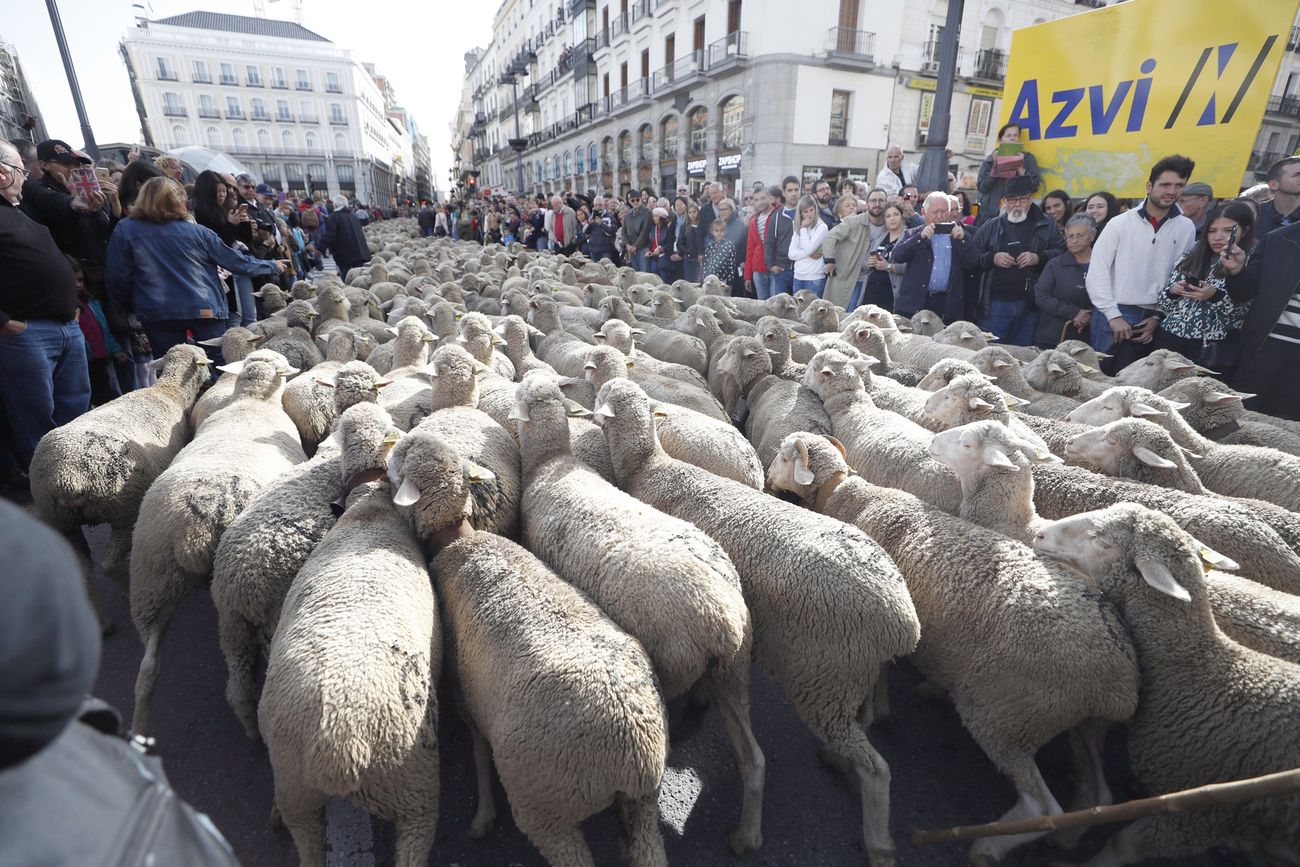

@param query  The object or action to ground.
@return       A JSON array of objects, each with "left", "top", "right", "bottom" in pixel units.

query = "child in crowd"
[
  {"left": 68, "top": 256, "right": 127, "bottom": 406},
  {"left": 701, "top": 218, "right": 739, "bottom": 288}
]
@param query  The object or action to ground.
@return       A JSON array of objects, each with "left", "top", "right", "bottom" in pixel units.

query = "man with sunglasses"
[{"left": 623, "top": 189, "right": 651, "bottom": 272}]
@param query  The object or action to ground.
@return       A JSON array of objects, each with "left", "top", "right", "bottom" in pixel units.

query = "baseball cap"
[
  {"left": 254, "top": 183, "right": 276, "bottom": 196},
  {"left": 1182, "top": 182, "right": 1213, "bottom": 198},
  {"left": 36, "top": 140, "right": 92, "bottom": 165}
]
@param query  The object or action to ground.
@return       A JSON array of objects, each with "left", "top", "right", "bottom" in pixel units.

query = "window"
[
  {"left": 277, "top": 99, "right": 292, "bottom": 121},
  {"left": 252, "top": 98, "right": 269, "bottom": 120},
  {"left": 226, "top": 96, "right": 243, "bottom": 117},
  {"left": 576, "top": 146, "right": 585, "bottom": 173},
  {"left": 282, "top": 129, "right": 295, "bottom": 150},
  {"left": 964, "top": 97, "right": 993, "bottom": 152},
  {"left": 307, "top": 164, "right": 326, "bottom": 185},
  {"left": 334, "top": 132, "right": 347, "bottom": 151},
  {"left": 199, "top": 94, "right": 218, "bottom": 117},
  {"left": 720, "top": 96, "right": 744, "bottom": 148},
  {"left": 246, "top": 64, "right": 262, "bottom": 86},
  {"left": 330, "top": 103, "right": 346, "bottom": 124},
  {"left": 326, "top": 72, "right": 342, "bottom": 93},
  {"left": 305, "top": 131, "right": 318, "bottom": 151},
  {"left": 828, "top": 90, "right": 849, "bottom": 146},
  {"left": 563, "top": 151, "right": 572, "bottom": 176},
  {"left": 300, "top": 100, "right": 314, "bottom": 120},
  {"left": 233, "top": 128, "right": 248, "bottom": 149},
  {"left": 163, "top": 92, "right": 184, "bottom": 116},
  {"left": 220, "top": 63, "right": 237, "bottom": 86},
  {"left": 192, "top": 60, "right": 210, "bottom": 83},
  {"left": 661, "top": 115, "right": 679, "bottom": 158},
  {"left": 157, "top": 57, "right": 175, "bottom": 80},
  {"left": 171, "top": 124, "right": 188, "bottom": 147},
  {"left": 272, "top": 67, "right": 288, "bottom": 88},
  {"left": 638, "top": 124, "right": 653, "bottom": 162},
  {"left": 589, "top": 142, "right": 598, "bottom": 170},
  {"left": 296, "top": 69, "right": 311, "bottom": 90},
  {"left": 262, "top": 163, "right": 280, "bottom": 184},
  {"left": 257, "top": 128, "right": 272, "bottom": 149},
  {"left": 206, "top": 127, "right": 221, "bottom": 148},
  {"left": 618, "top": 130, "right": 631, "bottom": 164},
  {"left": 687, "top": 107, "right": 708, "bottom": 154},
  {"left": 285, "top": 163, "right": 304, "bottom": 182},
  {"left": 337, "top": 164, "right": 355, "bottom": 183}
]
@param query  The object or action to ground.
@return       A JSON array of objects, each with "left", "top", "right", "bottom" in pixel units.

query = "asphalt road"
[{"left": 16, "top": 498, "right": 1255, "bottom": 867}]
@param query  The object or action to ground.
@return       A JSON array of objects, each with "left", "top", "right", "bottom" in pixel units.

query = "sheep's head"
[
  {"left": 923, "top": 373, "right": 1016, "bottom": 427},
  {"left": 1113, "top": 348, "right": 1202, "bottom": 390},
  {"left": 918, "top": 358, "right": 983, "bottom": 392},
  {"left": 582, "top": 283, "right": 608, "bottom": 306},
  {"left": 803, "top": 348, "right": 873, "bottom": 399},
  {"left": 650, "top": 290, "right": 683, "bottom": 318},
  {"left": 597, "top": 295, "right": 635, "bottom": 324},
  {"left": 971, "top": 347, "right": 1021, "bottom": 382},
  {"left": 801, "top": 299, "right": 839, "bottom": 333},
  {"left": 855, "top": 305, "right": 898, "bottom": 335},
  {"left": 220, "top": 350, "right": 297, "bottom": 399},
  {"left": 318, "top": 327, "right": 368, "bottom": 363},
  {"left": 756, "top": 316, "right": 793, "bottom": 359},
  {"left": 153, "top": 344, "right": 212, "bottom": 396},
  {"left": 592, "top": 378, "right": 655, "bottom": 440},
  {"left": 1057, "top": 339, "right": 1108, "bottom": 369},
  {"left": 583, "top": 345, "right": 633, "bottom": 389},
  {"left": 510, "top": 373, "right": 570, "bottom": 432},
  {"left": 791, "top": 289, "right": 820, "bottom": 315},
  {"left": 595, "top": 318, "right": 639, "bottom": 354},
  {"left": 290, "top": 280, "right": 315, "bottom": 300},
  {"left": 335, "top": 403, "right": 401, "bottom": 479},
  {"left": 1024, "top": 350, "right": 1086, "bottom": 394},
  {"left": 253, "top": 284, "right": 287, "bottom": 312},
  {"left": 1157, "top": 378, "right": 1250, "bottom": 424},
  {"left": 318, "top": 286, "right": 351, "bottom": 313},
  {"left": 526, "top": 296, "right": 560, "bottom": 330},
  {"left": 1064, "top": 418, "right": 1192, "bottom": 478},
  {"left": 499, "top": 289, "right": 530, "bottom": 318},
  {"left": 284, "top": 300, "right": 318, "bottom": 332},
  {"left": 427, "top": 301, "right": 462, "bottom": 338},
  {"left": 767, "top": 433, "right": 850, "bottom": 502},
  {"left": 424, "top": 343, "right": 482, "bottom": 409},
  {"left": 387, "top": 429, "right": 497, "bottom": 539},
  {"left": 494, "top": 315, "right": 541, "bottom": 350},
  {"left": 933, "top": 321, "right": 993, "bottom": 350},
  {"left": 322, "top": 360, "right": 388, "bottom": 415},
  {"left": 197, "top": 326, "right": 263, "bottom": 363},
  {"left": 766, "top": 293, "right": 801, "bottom": 321},
  {"left": 910, "top": 309, "right": 944, "bottom": 336},
  {"left": 929, "top": 420, "right": 1058, "bottom": 478},
  {"left": 841, "top": 321, "right": 888, "bottom": 362},
  {"left": 1067, "top": 386, "right": 1179, "bottom": 427},
  {"left": 1033, "top": 504, "right": 1236, "bottom": 603}
]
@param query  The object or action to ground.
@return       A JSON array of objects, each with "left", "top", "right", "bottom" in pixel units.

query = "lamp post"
[
  {"left": 45, "top": 0, "right": 99, "bottom": 158},
  {"left": 503, "top": 61, "right": 530, "bottom": 197},
  {"left": 915, "top": 0, "right": 965, "bottom": 195}
]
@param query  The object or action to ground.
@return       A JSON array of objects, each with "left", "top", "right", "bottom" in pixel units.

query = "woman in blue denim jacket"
[
  {"left": 106, "top": 178, "right": 286, "bottom": 362},
  {"left": 1152, "top": 202, "right": 1255, "bottom": 380}
]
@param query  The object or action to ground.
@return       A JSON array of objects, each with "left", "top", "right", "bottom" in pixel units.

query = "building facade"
[
  {"left": 120, "top": 11, "right": 421, "bottom": 205},
  {"left": 1247, "top": 14, "right": 1300, "bottom": 187},
  {"left": 0, "top": 36, "right": 46, "bottom": 143},
  {"left": 458, "top": 0, "right": 1300, "bottom": 201}
]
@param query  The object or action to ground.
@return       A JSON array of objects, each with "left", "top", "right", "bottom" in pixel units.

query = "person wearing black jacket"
[
  {"left": 675, "top": 200, "right": 703, "bottom": 281},
  {"left": 193, "top": 171, "right": 257, "bottom": 325},
  {"left": 765, "top": 176, "right": 801, "bottom": 296},
  {"left": 0, "top": 142, "right": 90, "bottom": 473},
  {"left": 319, "top": 199, "right": 369, "bottom": 280},
  {"left": 972, "top": 175, "right": 1065, "bottom": 345}
]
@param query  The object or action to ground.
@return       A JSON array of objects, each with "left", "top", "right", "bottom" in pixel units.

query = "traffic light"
[{"left": 467, "top": 175, "right": 478, "bottom": 190}]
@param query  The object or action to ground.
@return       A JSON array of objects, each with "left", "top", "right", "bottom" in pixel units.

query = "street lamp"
[
  {"left": 502, "top": 59, "right": 529, "bottom": 196},
  {"left": 916, "top": 0, "right": 965, "bottom": 195},
  {"left": 45, "top": 0, "right": 99, "bottom": 158}
]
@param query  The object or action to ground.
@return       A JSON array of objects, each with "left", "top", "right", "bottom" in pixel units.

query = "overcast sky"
[{"left": 5, "top": 0, "right": 496, "bottom": 190}]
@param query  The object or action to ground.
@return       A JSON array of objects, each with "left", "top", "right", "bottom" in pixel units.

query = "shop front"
[{"left": 718, "top": 152, "right": 742, "bottom": 199}]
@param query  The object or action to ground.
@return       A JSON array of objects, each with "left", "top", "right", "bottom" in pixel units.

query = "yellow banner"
[{"left": 1001, "top": 0, "right": 1299, "bottom": 198}]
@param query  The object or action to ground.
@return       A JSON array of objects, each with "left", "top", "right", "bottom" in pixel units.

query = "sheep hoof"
[
  {"left": 468, "top": 813, "right": 495, "bottom": 839},
  {"left": 967, "top": 853, "right": 998, "bottom": 867},
  {"left": 868, "top": 846, "right": 896, "bottom": 867},
  {"left": 725, "top": 828, "right": 762, "bottom": 856},
  {"left": 816, "top": 744, "right": 850, "bottom": 773}
]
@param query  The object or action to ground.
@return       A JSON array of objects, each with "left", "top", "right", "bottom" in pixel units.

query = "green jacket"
[{"left": 822, "top": 214, "right": 879, "bottom": 308}]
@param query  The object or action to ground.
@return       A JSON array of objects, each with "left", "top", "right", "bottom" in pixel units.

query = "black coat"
[
  {"left": 972, "top": 205, "right": 1066, "bottom": 315},
  {"left": 646, "top": 219, "right": 676, "bottom": 259},
  {"left": 765, "top": 207, "right": 796, "bottom": 271},
  {"left": 1032, "top": 252, "right": 1092, "bottom": 346},
  {"left": 1227, "top": 221, "right": 1300, "bottom": 349},
  {"left": 319, "top": 207, "right": 368, "bottom": 270}
]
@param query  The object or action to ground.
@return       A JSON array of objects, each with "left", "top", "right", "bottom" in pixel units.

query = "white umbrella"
[{"left": 168, "top": 145, "right": 254, "bottom": 179}]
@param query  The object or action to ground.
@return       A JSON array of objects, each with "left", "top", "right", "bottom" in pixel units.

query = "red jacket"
[{"left": 744, "top": 211, "right": 771, "bottom": 281}]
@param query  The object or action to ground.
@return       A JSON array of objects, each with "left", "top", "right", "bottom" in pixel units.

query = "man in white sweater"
[{"left": 1086, "top": 154, "right": 1197, "bottom": 371}]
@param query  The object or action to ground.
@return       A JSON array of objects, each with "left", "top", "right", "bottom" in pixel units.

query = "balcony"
[
  {"left": 595, "top": 28, "right": 609, "bottom": 50},
  {"left": 921, "top": 40, "right": 944, "bottom": 75},
  {"left": 225, "top": 109, "right": 245, "bottom": 119},
  {"left": 826, "top": 27, "right": 876, "bottom": 69},
  {"left": 326, "top": 83, "right": 342, "bottom": 93},
  {"left": 246, "top": 77, "right": 263, "bottom": 88},
  {"left": 329, "top": 115, "right": 348, "bottom": 126},
  {"left": 271, "top": 80, "right": 289, "bottom": 90},
  {"left": 198, "top": 107, "right": 221, "bottom": 119},
  {"left": 651, "top": 51, "right": 704, "bottom": 94},
  {"left": 251, "top": 110, "right": 271, "bottom": 121},
  {"left": 157, "top": 69, "right": 178, "bottom": 81},
  {"left": 706, "top": 31, "right": 749, "bottom": 71},
  {"left": 1249, "top": 151, "right": 1285, "bottom": 171},
  {"left": 630, "top": 0, "right": 653, "bottom": 27},
  {"left": 276, "top": 112, "right": 295, "bottom": 123},
  {"left": 1268, "top": 94, "right": 1300, "bottom": 119},
  {"left": 193, "top": 73, "right": 212, "bottom": 84},
  {"left": 610, "top": 12, "right": 630, "bottom": 40},
  {"left": 300, "top": 114, "right": 320, "bottom": 124},
  {"left": 296, "top": 82, "right": 312, "bottom": 91},
  {"left": 971, "top": 48, "right": 1007, "bottom": 82},
  {"left": 162, "top": 105, "right": 186, "bottom": 117},
  {"left": 1290, "top": 26, "right": 1300, "bottom": 52},
  {"left": 569, "top": 0, "right": 593, "bottom": 14}
]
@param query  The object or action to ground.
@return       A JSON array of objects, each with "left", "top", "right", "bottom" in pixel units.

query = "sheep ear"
[
  {"left": 527, "top": 324, "right": 545, "bottom": 337},
  {"left": 1193, "top": 364, "right": 1220, "bottom": 376},
  {"left": 216, "top": 360, "right": 245, "bottom": 375},
  {"left": 196, "top": 336, "right": 225, "bottom": 347},
  {"left": 1134, "top": 555, "right": 1192, "bottom": 602},
  {"left": 594, "top": 403, "right": 616, "bottom": 419},
  {"left": 1078, "top": 363, "right": 1097, "bottom": 373},
  {"left": 1204, "top": 391, "right": 1244, "bottom": 404},
  {"left": 392, "top": 476, "right": 421, "bottom": 506},
  {"left": 593, "top": 332, "right": 608, "bottom": 341},
  {"left": 1193, "top": 540, "right": 1239, "bottom": 572},
  {"left": 490, "top": 333, "right": 506, "bottom": 346},
  {"left": 969, "top": 396, "right": 995, "bottom": 411},
  {"left": 146, "top": 356, "right": 168, "bottom": 371},
  {"left": 386, "top": 326, "right": 400, "bottom": 336},
  {"left": 651, "top": 404, "right": 670, "bottom": 419},
  {"left": 793, "top": 460, "right": 815, "bottom": 486},
  {"left": 1129, "top": 402, "right": 1165, "bottom": 418},
  {"left": 465, "top": 461, "right": 496, "bottom": 483},
  {"left": 983, "top": 447, "right": 1020, "bottom": 472},
  {"left": 1047, "top": 361, "right": 1065, "bottom": 375},
  {"left": 508, "top": 402, "right": 530, "bottom": 422},
  {"left": 1132, "top": 445, "right": 1178, "bottom": 469},
  {"left": 375, "top": 378, "right": 393, "bottom": 389},
  {"left": 1162, "top": 357, "right": 1195, "bottom": 372},
  {"left": 248, "top": 334, "right": 265, "bottom": 343},
  {"left": 313, "top": 374, "right": 337, "bottom": 388},
  {"left": 982, "top": 331, "right": 998, "bottom": 340},
  {"left": 420, "top": 364, "right": 439, "bottom": 378},
  {"left": 993, "top": 359, "right": 1012, "bottom": 370}
]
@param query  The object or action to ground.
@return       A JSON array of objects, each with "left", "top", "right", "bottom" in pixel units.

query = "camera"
[
  {"left": 870, "top": 245, "right": 888, "bottom": 257},
  {"left": 934, "top": 222, "right": 956, "bottom": 234}
]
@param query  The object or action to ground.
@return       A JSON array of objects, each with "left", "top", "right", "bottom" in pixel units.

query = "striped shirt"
[{"left": 1273, "top": 289, "right": 1300, "bottom": 344}]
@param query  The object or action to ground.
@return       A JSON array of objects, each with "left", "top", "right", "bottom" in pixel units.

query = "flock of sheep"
[{"left": 27, "top": 217, "right": 1300, "bottom": 867}]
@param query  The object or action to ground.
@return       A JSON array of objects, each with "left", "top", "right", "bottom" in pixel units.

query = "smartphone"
[
  {"left": 1006, "top": 240, "right": 1023, "bottom": 254},
  {"left": 1185, "top": 276, "right": 1202, "bottom": 288},
  {"left": 67, "top": 166, "right": 102, "bottom": 201},
  {"left": 934, "top": 222, "right": 956, "bottom": 234}
]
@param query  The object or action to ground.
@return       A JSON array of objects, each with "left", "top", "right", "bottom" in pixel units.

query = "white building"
[
  {"left": 458, "top": 0, "right": 1300, "bottom": 201},
  {"left": 1248, "top": 14, "right": 1300, "bottom": 187},
  {"left": 0, "top": 35, "right": 46, "bottom": 143},
  {"left": 120, "top": 10, "right": 418, "bottom": 205}
]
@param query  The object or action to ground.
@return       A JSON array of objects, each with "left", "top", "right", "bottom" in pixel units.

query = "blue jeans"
[
  {"left": 143, "top": 319, "right": 230, "bottom": 376},
  {"left": 0, "top": 319, "right": 91, "bottom": 467},
  {"left": 1089, "top": 303, "right": 1150, "bottom": 354},
  {"left": 769, "top": 269, "right": 794, "bottom": 297},
  {"left": 631, "top": 250, "right": 649, "bottom": 273},
  {"left": 979, "top": 298, "right": 1040, "bottom": 348},
  {"left": 683, "top": 258, "right": 700, "bottom": 283},
  {"left": 753, "top": 272, "right": 773, "bottom": 300},
  {"left": 649, "top": 255, "right": 673, "bottom": 281},
  {"left": 233, "top": 275, "right": 257, "bottom": 327},
  {"left": 793, "top": 277, "right": 826, "bottom": 298}
]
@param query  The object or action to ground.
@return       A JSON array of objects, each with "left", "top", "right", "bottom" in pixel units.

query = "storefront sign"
[
  {"left": 717, "top": 153, "right": 743, "bottom": 174},
  {"left": 686, "top": 158, "right": 707, "bottom": 177}
]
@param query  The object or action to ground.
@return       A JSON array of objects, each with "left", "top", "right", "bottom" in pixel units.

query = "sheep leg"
[
  {"left": 217, "top": 609, "right": 262, "bottom": 740},
  {"left": 618, "top": 791, "right": 668, "bottom": 867},
  {"left": 130, "top": 601, "right": 178, "bottom": 735},
  {"left": 967, "top": 758, "right": 1062, "bottom": 865},
  {"left": 513, "top": 814, "right": 596, "bottom": 867},
  {"left": 1077, "top": 815, "right": 1198, "bottom": 867},
  {"left": 273, "top": 780, "right": 328, "bottom": 867},
  {"left": 103, "top": 523, "right": 134, "bottom": 593},
  {"left": 814, "top": 716, "right": 895, "bottom": 867},
  {"left": 467, "top": 723, "right": 498, "bottom": 839},
  {"left": 709, "top": 661, "right": 766, "bottom": 854},
  {"left": 862, "top": 662, "right": 892, "bottom": 726},
  {"left": 1053, "top": 720, "right": 1113, "bottom": 850}
]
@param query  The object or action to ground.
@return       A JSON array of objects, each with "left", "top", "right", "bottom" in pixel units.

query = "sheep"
[
  {"left": 594, "top": 379, "right": 919, "bottom": 865},
  {"left": 191, "top": 327, "right": 266, "bottom": 429},
  {"left": 425, "top": 299, "right": 462, "bottom": 343},
  {"left": 861, "top": 308, "right": 978, "bottom": 372},
  {"left": 529, "top": 298, "right": 597, "bottom": 377},
  {"left": 128, "top": 352, "right": 307, "bottom": 735},
  {"left": 1065, "top": 418, "right": 1207, "bottom": 494},
  {"left": 722, "top": 293, "right": 801, "bottom": 323},
  {"left": 1068, "top": 386, "right": 1300, "bottom": 511},
  {"left": 1055, "top": 339, "right": 1111, "bottom": 379},
  {"left": 803, "top": 348, "right": 963, "bottom": 514},
  {"left": 916, "top": 357, "right": 984, "bottom": 392},
  {"left": 799, "top": 297, "right": 840, "bottom": 336},
  {"left": 583, "top": 345, "right": 727, "bottom": 421},
  {"left": 211, "top": 402, "right": 399, "bottom": 739},
  {"left": 1159, "top": 377, "right": 1300, "bottom": 456},
  {"left": 845, "top": 347, "right": 948, "bottom": 432},
  {"left": 261, "top": 300, "right": 324, "bottom": 373},
  {"left": 633, "top": 317, "right": 709, "bottom": 376},
  {"left": 932, "top": 320, "right": 994, "bottom": 351},
  {"left": 1112, "top": 347, "right": 1205, "bottom": 391},
  {"left": 514, "top": 375, "right": 765, "bottom": 854},
  {"left": 281, "top": 327, "right": 372, "bottom": 455},
  {"left": 837, "top": 320, "right": 925, "bottom": 387},
  {"left": 1023, "top": 349, "right": 1108, "bottom": 400},
  {"left": 594, "top": 318, "right": 710, "bottom": 389},
  {"left": 908, "top": 308, "right": 944, "bottom": 336},
  {"left": 259, "top": 405, "right": 439, "bottom": 867},
  {"left": 253, "top": 283, "right": 287, "bottom": 314},
  {"left": 1032, "top": 504, "right": 1300, "bottom": 865},
  {"left": 768, "top": 432, "right": 1137, "bottom": 863},
  {"left": 494, "top": 314, "right": 555, "bottom": 380},
  {"left": 754, "top": 315, "right": 808, "bottom": 381},
  {"left": 428, "top": 531, "right": 670, "bottom": 866},
  {"left": 459, "top": 311, "right": 516, "bottom": 380},
  {"left": 921, "top": 372, "right": 1061, "bottom": 458},
  {"left": 388, "top": 355, "right": 521, "bottom": 538},
  {"left": 30, "top": 345, "right": 213, "bottom": 620},
  {"left": 329, "top": 361, "right": 388, "bottom": 418},
  {"left": 366, "top": 315, "right": 434, "bottom": 376},
  {"left": 312, "top": 285, "right": 352, "bottom": 334},
  {"left": 718, "top": 336, "right": 832, "bottom": 469},
  {"left": 971, "top": 346, "right": 1081, "bottom": 419}
]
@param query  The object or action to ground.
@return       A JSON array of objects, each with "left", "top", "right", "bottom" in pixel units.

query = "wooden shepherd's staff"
[{"left": 913, "top": 767, "right": 1300, "bottom": 845}]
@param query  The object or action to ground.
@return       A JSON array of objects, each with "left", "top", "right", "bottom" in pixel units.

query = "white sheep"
[
  {"left": 595, "top": 318, "right": 712, "bottom": 389},
  {"left": 429, "top": 530, "right": 670, "bottom": 866},
  {"left": 259, "top": 404, "right": 439, "bottom": 867},
  {"left": 1159, "top": 377, "right": 1300, "bottom": 456},
  {"left": 261, "top": 300, "right": 324, "bottom": 373},
  {"left": 128, "top": 352, "right": 307, "bottom": 735},
  {"left": 583, "top": 344, "right": 726, "bottom": 421},
  {"left": 281, "top": 327, "right": 373, "bottom": 455},
  {"left": 1033, "top": 504, "right": 1300, "bottom": 865},
  {"left": 30, "top": 344, "right": 213, "bottom": 624},
  {"left": 971, "top": 346, "right": 1081, "bottom": 419},
  {"left": 595, "top": 379, "right": 919, "bottom": 865},
  {"left": 1023, "top": 349, "right": 1108, "bottom": 400},
  {"left": 514, "top": 375, "right": 765, "bottom": 854},
  {"left": 718, "top": 336, "right": 831, "bottom": 469},
  {"left": 190, "top": 327, "right": 266, "bottom": 429},
  {"left": 1065, "top": 418, "right": 1207, "bottom": 495},
  {"left": 769, "top": 432, "right": 1137, "bottom": 864},
  {"left": 494, "top": 314, "right": 555, "bottom": 380}
]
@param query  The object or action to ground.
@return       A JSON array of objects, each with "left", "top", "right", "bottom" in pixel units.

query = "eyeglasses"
[{"left": 1, "top": 161, "right": 29, "bottom": 179}]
